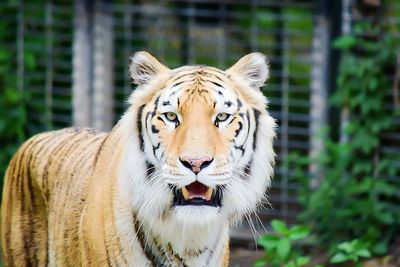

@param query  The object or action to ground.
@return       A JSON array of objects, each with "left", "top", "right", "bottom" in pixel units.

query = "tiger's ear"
[
  {"left": 226, "top": 52, "right": 269, "bottom": 90},
  {"left": 129, "top": 51, "right": 170, "bottom": 86}
]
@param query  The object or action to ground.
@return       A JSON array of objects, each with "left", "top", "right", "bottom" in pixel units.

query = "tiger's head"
[{"left": 120, "top": 52, "right": 275, "bottom": 236}]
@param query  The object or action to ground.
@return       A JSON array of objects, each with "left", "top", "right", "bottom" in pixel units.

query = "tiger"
[{"left": 1, "top": 51, "right": 276, "bottom": 266}]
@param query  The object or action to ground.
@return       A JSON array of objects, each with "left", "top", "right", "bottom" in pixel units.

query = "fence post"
[
  {"left": 72, "top": 0, "right": 92, "bottom": 128},
  {"left": 309, "top": 0, "right": 330, "bottom": 182},
  {"left": 92, "top": 0, "right": 114, "bottom": 131},
  {"left": 339, "top": 0, "right": 352, "bottom": 144}
]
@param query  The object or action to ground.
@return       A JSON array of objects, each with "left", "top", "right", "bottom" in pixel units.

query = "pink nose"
[{"left": 179, "top": 156, "right": 213, "bottom": 174}]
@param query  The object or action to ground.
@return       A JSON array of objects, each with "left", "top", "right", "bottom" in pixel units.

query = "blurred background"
[{"left": 0, "top": 0, "right": 399, "bottom": 266}]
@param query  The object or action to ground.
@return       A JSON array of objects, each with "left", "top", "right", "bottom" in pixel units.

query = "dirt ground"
[
  {"left": 228, "top": 247, "right": 400, "bottom": 267},
  {"left": 229, "top": 247, "right": 263, "bottom": 267}
]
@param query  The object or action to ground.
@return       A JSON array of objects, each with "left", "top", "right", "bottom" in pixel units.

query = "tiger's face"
[{"left": 121, "top": 52, "right": 275, "bottom": 232}]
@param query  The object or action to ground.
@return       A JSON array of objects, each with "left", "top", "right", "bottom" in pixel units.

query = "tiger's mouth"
[{"left": 172, "top": 181, "right": 222, "bottom": 207}]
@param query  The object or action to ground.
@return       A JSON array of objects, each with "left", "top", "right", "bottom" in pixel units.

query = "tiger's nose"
[{"left": 179, "top": 156, "right": 213, "bottom": 174}]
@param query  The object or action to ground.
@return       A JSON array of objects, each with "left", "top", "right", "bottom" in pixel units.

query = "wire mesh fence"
[
  {"left": 2, "top": 0, "right": 399, "bottom": 244},
  {"left": 0, "top": 0, "right": 324, "bottom": 243}
]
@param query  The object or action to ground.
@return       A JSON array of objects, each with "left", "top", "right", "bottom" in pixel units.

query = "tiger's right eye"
[{"left": 164, "top": 112, "right": 178, "bottom": 123}]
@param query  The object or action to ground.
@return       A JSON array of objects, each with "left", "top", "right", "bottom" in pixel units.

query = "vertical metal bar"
[
  {"left": 309, "top": 1, "right": 329, "bottom": 182},
  {"left": 45, "top": 2, "right": 53, "bottom": 129},
  {"left": 217, "top": 3, "right": 227, "bottom": 68},
  {"left": 155, "top": 1, "right": 166, "bottom": 59},
  {"left": 92, "top": 0, "right": 114, "bottom": 130},
  {"left": 179, "top": 2, "right": 190, "bottom": 64},
  {"left": 340, "top": 0, "right": 352, "bottom": 144},
  {"left": 123, "top": 7, "right": 133, "bottom": 97},
  {"left": 72, "top": 0, "right": 92, "bottom": 127},
  {"left": 188, "top": 2, "right": 195, "bottom": 64},
  {"left": 250, "top": 0, "right": 259, "bottom": 51},
  {"left": 17, "top": 0, "right": 24, "bottom": 93},
  {"left": 280, "top": 12, "right": 290, "bottom": 221}
]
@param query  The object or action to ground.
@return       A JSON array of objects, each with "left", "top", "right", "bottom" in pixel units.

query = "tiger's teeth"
[
  {"left": 205, "top": 187, "right": 213, "bottom": 201},
  {"left": 182, "top": 187, "right": 190, "bottom": 200}
]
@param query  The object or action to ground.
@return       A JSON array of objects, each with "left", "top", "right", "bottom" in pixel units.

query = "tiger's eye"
[
  {"left": 165, "top": 112, "right": 177, "bottom": 122},
  {"left": 216, "top": 112, "right": 229, "bottom": 122}
]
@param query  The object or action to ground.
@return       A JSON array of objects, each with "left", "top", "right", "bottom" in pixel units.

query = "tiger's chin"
[{"left": 171, "top": 205, "right": 222, "bottom": 227}]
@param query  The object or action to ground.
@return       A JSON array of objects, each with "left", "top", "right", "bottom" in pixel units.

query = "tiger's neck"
[{"left": 131, "top": 209, "right": 229, "bottom": 267}]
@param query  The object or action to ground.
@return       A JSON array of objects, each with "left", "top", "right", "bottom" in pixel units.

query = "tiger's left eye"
[
  {"left": 165, "top": 112, "right": 178, "bottom": 122},
  {"left": 216, "top": 112, "right": 229, "bottom": 122}
]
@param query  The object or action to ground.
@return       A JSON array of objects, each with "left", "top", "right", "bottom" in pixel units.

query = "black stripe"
[
  {"left": 211, "top": 81, "right": 223, "bottom": 88},
  {"left": 234, "top": 145, "right": 245, "bottom": 156},
  {"left": 237, "top": 99, "right": 243, "bottom": 109},
  {"left": 19, "top": 152, "right": 30, "bottom": 264},
  {"left": 224, "top": 101, "right": 233, "bottom": 107},
  {"left": 227, "top": 116, "right": 236, "bottom": 126},
  {"left": 42, "top": 135, "right": 73, "bottom": 195},
  {"left": 132, "top": 213, "right": 158, "bottom": 267},
  {"left": 172, "top": 81, "right": 184, "bottom": 87},
  {"left": 4, "top": 158, "right": 18, "bottom": 264},
  {"left": 137, "top": 105, "right": 146, "bottom": 152},
  {"left": 151, "top": 125, "right": 159, "bottom": 134},
  {"left": 162, "top": 101, "right": 170, "bottom": 106},
  {"left": 152, "top": 143, "right": 161, "bottom": 158},
  {"left": 171, "top": 72, "right": 194, "bottom": 83},
  {"left": 244, "top": 161, "right": 252, "bottom": 179},
  {"left": 153, "top": 96, "right": 160, "bottom": 115},
  {"left": 246, "top": 110, "right": 251, "bottom": 141},
  {"left": 103, "top": 222, "right": 113, "bottom": 267},
  {"left": 157, "top": 116, "right": 166, "bottom": 125},
  {"left": 146, "top": 161, "right": 155, "bottom": 179},
  {"left": 253, "top": 109, "right": 261, "bottom": 151},
  {"left": 234, "top": 121, "right": 243, "bottom": 137},
  {"left": 93, "top": 134, "right": 110, "bottom": 167},
  {"left": 26, "top": 153, "right": 36, "bottom": 263},
  {"left": 55, "top": 133, "right": 89, "bottom": 174}
]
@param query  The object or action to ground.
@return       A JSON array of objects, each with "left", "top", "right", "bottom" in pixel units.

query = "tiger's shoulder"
[{"left": 7, "top": 127, "right": 108, "bottom": 195}]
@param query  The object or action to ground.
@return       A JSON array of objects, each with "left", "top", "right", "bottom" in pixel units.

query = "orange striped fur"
[{"left": 1, "top": 52, "right": 275, "bottom": 266}]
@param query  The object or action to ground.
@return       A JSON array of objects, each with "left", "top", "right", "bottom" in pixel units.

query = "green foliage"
[
  {"left": 0, "top": 4, "right": 28, "bottom": 180},
  {"left": 288, "top": 20, "right": 400, "bottom": 261},
  {"left": 330, "top": 239, "right": 372, "bottom": 266},
  {"left": 255, "top": 220, "right": 311, "bottom": 267}
]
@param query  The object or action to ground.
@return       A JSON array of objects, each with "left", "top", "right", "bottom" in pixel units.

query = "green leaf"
[
  {"left": 288, "top": 225, "right": 310, "bottom": 240},
  {"left": 338, "top": 241, "right": 355, "bottom": 253},
  {"left": 277, "top": 238, "right": 291, "bottom": 260},
  {"left": 253, "top": 258, "right": 267, "bottom": 267},
  {"left": 372, "top": 242, "right": 388, "bottom": 255},
  {"left": 295, "top": 256, "right": 310, "bottom": 266},
  {"left": 356, "top": 249, "right": 371, "bottom": 258},
  {"left": 333, "top": 35, "right": 357, "bottom": 49},
  {"left": 258, "top": 235, "right": 279, "bottom": 249},
  {"left": 284, "top": 262, "right": 296, "bottom": 267},
  {"left": 271, "top": 220, "right": 288, "bottom": 235},
  {"left": 330, "top": 252, "right": 348, "bottom": 263},
  {"left": 368, "top": 78, "right": 378, "bottom": 90}
]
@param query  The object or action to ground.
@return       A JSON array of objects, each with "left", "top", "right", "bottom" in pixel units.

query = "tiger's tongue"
[
  {"left": 182, "top": 181, "right": 213, "bottom": 200},
  {"left": 187, "top": 181, "right": 208, "bottom": 195}
]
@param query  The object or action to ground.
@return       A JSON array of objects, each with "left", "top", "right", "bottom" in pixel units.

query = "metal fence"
[
  {"left": 4, "top": 0, "right": 399, "bottom": 244},
  {"left": 1, "top": 0, "right": 328, "bottom": 243}
]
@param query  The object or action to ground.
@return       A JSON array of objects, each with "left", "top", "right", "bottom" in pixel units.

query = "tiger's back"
[{"left": 1, "top": 128, "right": 107, "bottom": 266}]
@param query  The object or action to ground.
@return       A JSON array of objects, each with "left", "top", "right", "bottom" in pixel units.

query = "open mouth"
[{"left": 172, "top": 181, "right": 222, "bottom": 207}]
